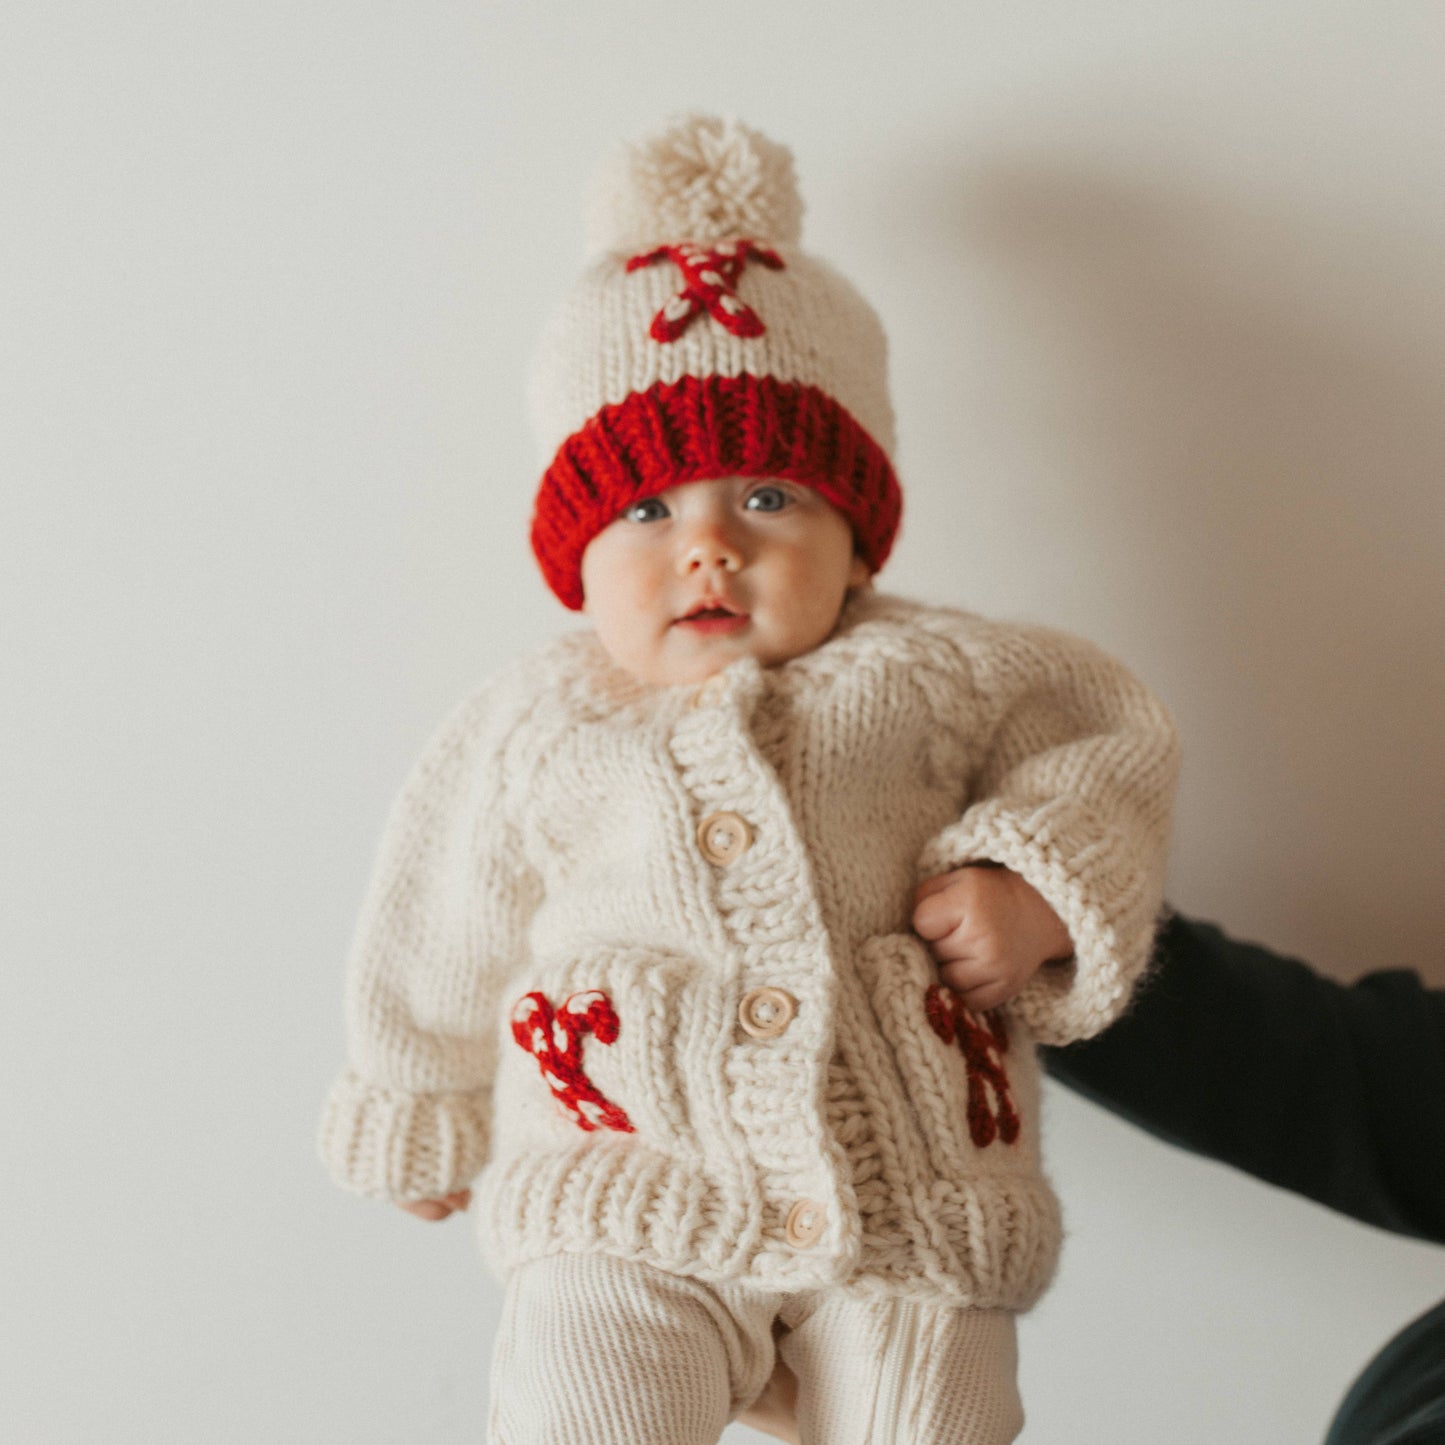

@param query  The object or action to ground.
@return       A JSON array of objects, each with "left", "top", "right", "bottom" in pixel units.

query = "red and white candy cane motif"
[
  {"left": 626, "top": 240, "right": 785, "bottom": 343},
  {"left": 923, "top": 984, "right": 1021, "bottom": 1149},
  {"left": 510, "top": 990, "right": 635, "bottom": 1134}
]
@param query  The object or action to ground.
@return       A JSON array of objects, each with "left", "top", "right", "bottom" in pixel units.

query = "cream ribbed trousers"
[{"left": 488, "top": 1253, "right": 1022, "bottom": 1445}]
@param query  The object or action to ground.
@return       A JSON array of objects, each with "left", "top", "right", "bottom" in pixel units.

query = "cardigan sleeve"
[
  {"left": 318, "top": 674, "right": 542, "bottom": 1203},
  {"left": 1044, "top": 912, "right": 1445, "bottom": 1244},
  {"left": 916, "top": 614, "right": 1180, "bottom": 1045}
]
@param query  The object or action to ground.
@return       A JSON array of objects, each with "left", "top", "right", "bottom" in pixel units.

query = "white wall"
[{"left": 5, "top": 3, "right": 1443, "bottom": 1441}]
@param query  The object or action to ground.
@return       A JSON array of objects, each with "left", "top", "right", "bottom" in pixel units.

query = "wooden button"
[
  {"left": 696, "top": 811, "right": 752, "bottom": 866},
  {"left": 738, "top": 987, "right": 797, "bottom": 1039},
  {"left": 784, "top": 1199, "right": 826, "bottom": 1248}
]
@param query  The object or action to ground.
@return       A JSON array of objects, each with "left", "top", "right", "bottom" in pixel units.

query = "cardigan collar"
[{"left": 549, "top": 587, "right": 923, "bottom": 723}]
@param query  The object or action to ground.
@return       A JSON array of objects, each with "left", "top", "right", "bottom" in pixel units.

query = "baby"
[{"left": 320, "top": 115, "right": 1179, "bottom": 1445}]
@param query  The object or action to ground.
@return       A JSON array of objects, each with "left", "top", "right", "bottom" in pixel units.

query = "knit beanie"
[{"left": 528, "top": 114, "right": 903, "bottom": 610}]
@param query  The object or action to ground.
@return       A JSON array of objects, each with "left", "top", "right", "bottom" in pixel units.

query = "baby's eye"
[
  {"left": 743, "top": 484, "right": 791, "bottom": 513},
  {"left": 622, "top": 496, "right": 670, "bottom": 523}
]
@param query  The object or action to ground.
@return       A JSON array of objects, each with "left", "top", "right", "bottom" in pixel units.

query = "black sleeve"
[{"left": 1042, "top": 912, "right": 1445, "bottom": 1244}]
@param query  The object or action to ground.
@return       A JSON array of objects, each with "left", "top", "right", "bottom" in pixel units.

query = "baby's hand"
[
  {"left": 912, "top": 865, "right": 1073, "bottom": 1013},
  {"left": 396, "top": 1189, "right": 472, "bottom": 1222}
]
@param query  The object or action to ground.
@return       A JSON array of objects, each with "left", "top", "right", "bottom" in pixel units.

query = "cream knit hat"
[{"left": 528, "top": 114, "right": 902, "bottom": 610}]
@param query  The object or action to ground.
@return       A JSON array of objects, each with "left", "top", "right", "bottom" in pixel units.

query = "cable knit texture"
[{"left": 319, "top": 591, "right": 1179, "bottom": 1310}]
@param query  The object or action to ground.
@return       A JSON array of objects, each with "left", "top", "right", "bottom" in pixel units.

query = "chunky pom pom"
[{"left": 587, "top": 113, "right": 803, "bottom": 254}]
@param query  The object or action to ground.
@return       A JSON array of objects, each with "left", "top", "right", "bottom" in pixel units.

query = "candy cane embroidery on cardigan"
[
  {"left": 626, "top": 240, "right": 786, "bottom": 342},
  {"left": 924, "top": 984, "right": 1021, "bottom": 1148},
  {"left": 510, "top": 990, "right": 636, "bottom": 1134}
]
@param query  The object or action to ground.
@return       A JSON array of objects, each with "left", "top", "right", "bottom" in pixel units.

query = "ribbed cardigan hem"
[{"left": 474, "top": 1143, "right": 1062, "bottom": 1311}]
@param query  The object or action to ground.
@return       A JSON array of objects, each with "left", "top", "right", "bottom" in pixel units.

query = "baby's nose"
[{"left": 680, "top": 531, "right": 742, "bottom": 575}]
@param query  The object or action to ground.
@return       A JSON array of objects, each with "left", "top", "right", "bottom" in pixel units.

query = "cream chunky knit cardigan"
[{"left": 320, "top": 591, "right": 1179, "bottom": 1310}]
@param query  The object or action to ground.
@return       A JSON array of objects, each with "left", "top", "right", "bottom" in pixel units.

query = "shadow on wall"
[{"left": 920, "top": 154, "right": 1445, "bottom": 983}]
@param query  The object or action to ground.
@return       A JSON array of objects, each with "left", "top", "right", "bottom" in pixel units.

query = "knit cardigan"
[{"left": 319, "top": 591, "right": 1179, "bottom": 1310}]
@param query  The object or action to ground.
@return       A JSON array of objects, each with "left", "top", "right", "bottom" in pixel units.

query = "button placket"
[{"left": 668, "top": 679, "right": 845, "bottom": 1267}]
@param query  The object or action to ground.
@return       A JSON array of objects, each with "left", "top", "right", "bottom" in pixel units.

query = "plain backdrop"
[{"left": 4, "top": 3, "right": 1444, "bottom": 1442}]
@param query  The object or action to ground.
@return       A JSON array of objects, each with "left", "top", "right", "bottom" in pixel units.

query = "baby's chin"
[{"left": 602, "top": 630, "right": 813, "bottom": 689}]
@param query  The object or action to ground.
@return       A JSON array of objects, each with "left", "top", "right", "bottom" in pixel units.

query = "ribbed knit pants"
[{"left": 489, "top": 1253, "right": 1022, "bottom": 1445}]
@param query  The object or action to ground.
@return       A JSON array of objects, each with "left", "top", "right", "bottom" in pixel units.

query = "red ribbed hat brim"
[{"left": 531, "top": 375, "right": 901, "bottom": 610}]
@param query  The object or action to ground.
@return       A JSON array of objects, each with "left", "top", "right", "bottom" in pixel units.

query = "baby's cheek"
[{"left": 790, "top": 568, "right": 851, "bottom": 647}]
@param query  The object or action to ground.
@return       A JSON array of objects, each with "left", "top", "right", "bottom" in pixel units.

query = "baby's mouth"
[{"left": 675, "top": 602, "right": 749, "bottom": 632}]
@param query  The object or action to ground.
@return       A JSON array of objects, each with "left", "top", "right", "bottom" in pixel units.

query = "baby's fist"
[{"left": 912, "top": 865, "right": 1072, "bottom": 1013}]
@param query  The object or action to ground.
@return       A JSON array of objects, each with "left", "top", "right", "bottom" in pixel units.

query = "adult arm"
[{"left": 1043, "top": 912, "right": 1445, "bottom": 1243}]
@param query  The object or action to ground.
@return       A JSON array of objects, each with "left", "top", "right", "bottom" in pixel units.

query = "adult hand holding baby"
[{"left": 913, "top": 864, "right": 1074, "bottom": 1013}]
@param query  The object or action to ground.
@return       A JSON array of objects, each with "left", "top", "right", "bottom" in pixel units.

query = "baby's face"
[{"left": 580, "top": 476, "right": 869, "bottom": 688}]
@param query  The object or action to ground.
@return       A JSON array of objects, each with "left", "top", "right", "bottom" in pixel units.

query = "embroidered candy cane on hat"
[
  {"left": 627, "top": 240, "right": 785, "bottom": 342},
  {"left": 510, "top": 990, "right": 636, "bottom": 1134},
  {"left": 924, "top": 984, "right": 1021, "bottom": 1148}
]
